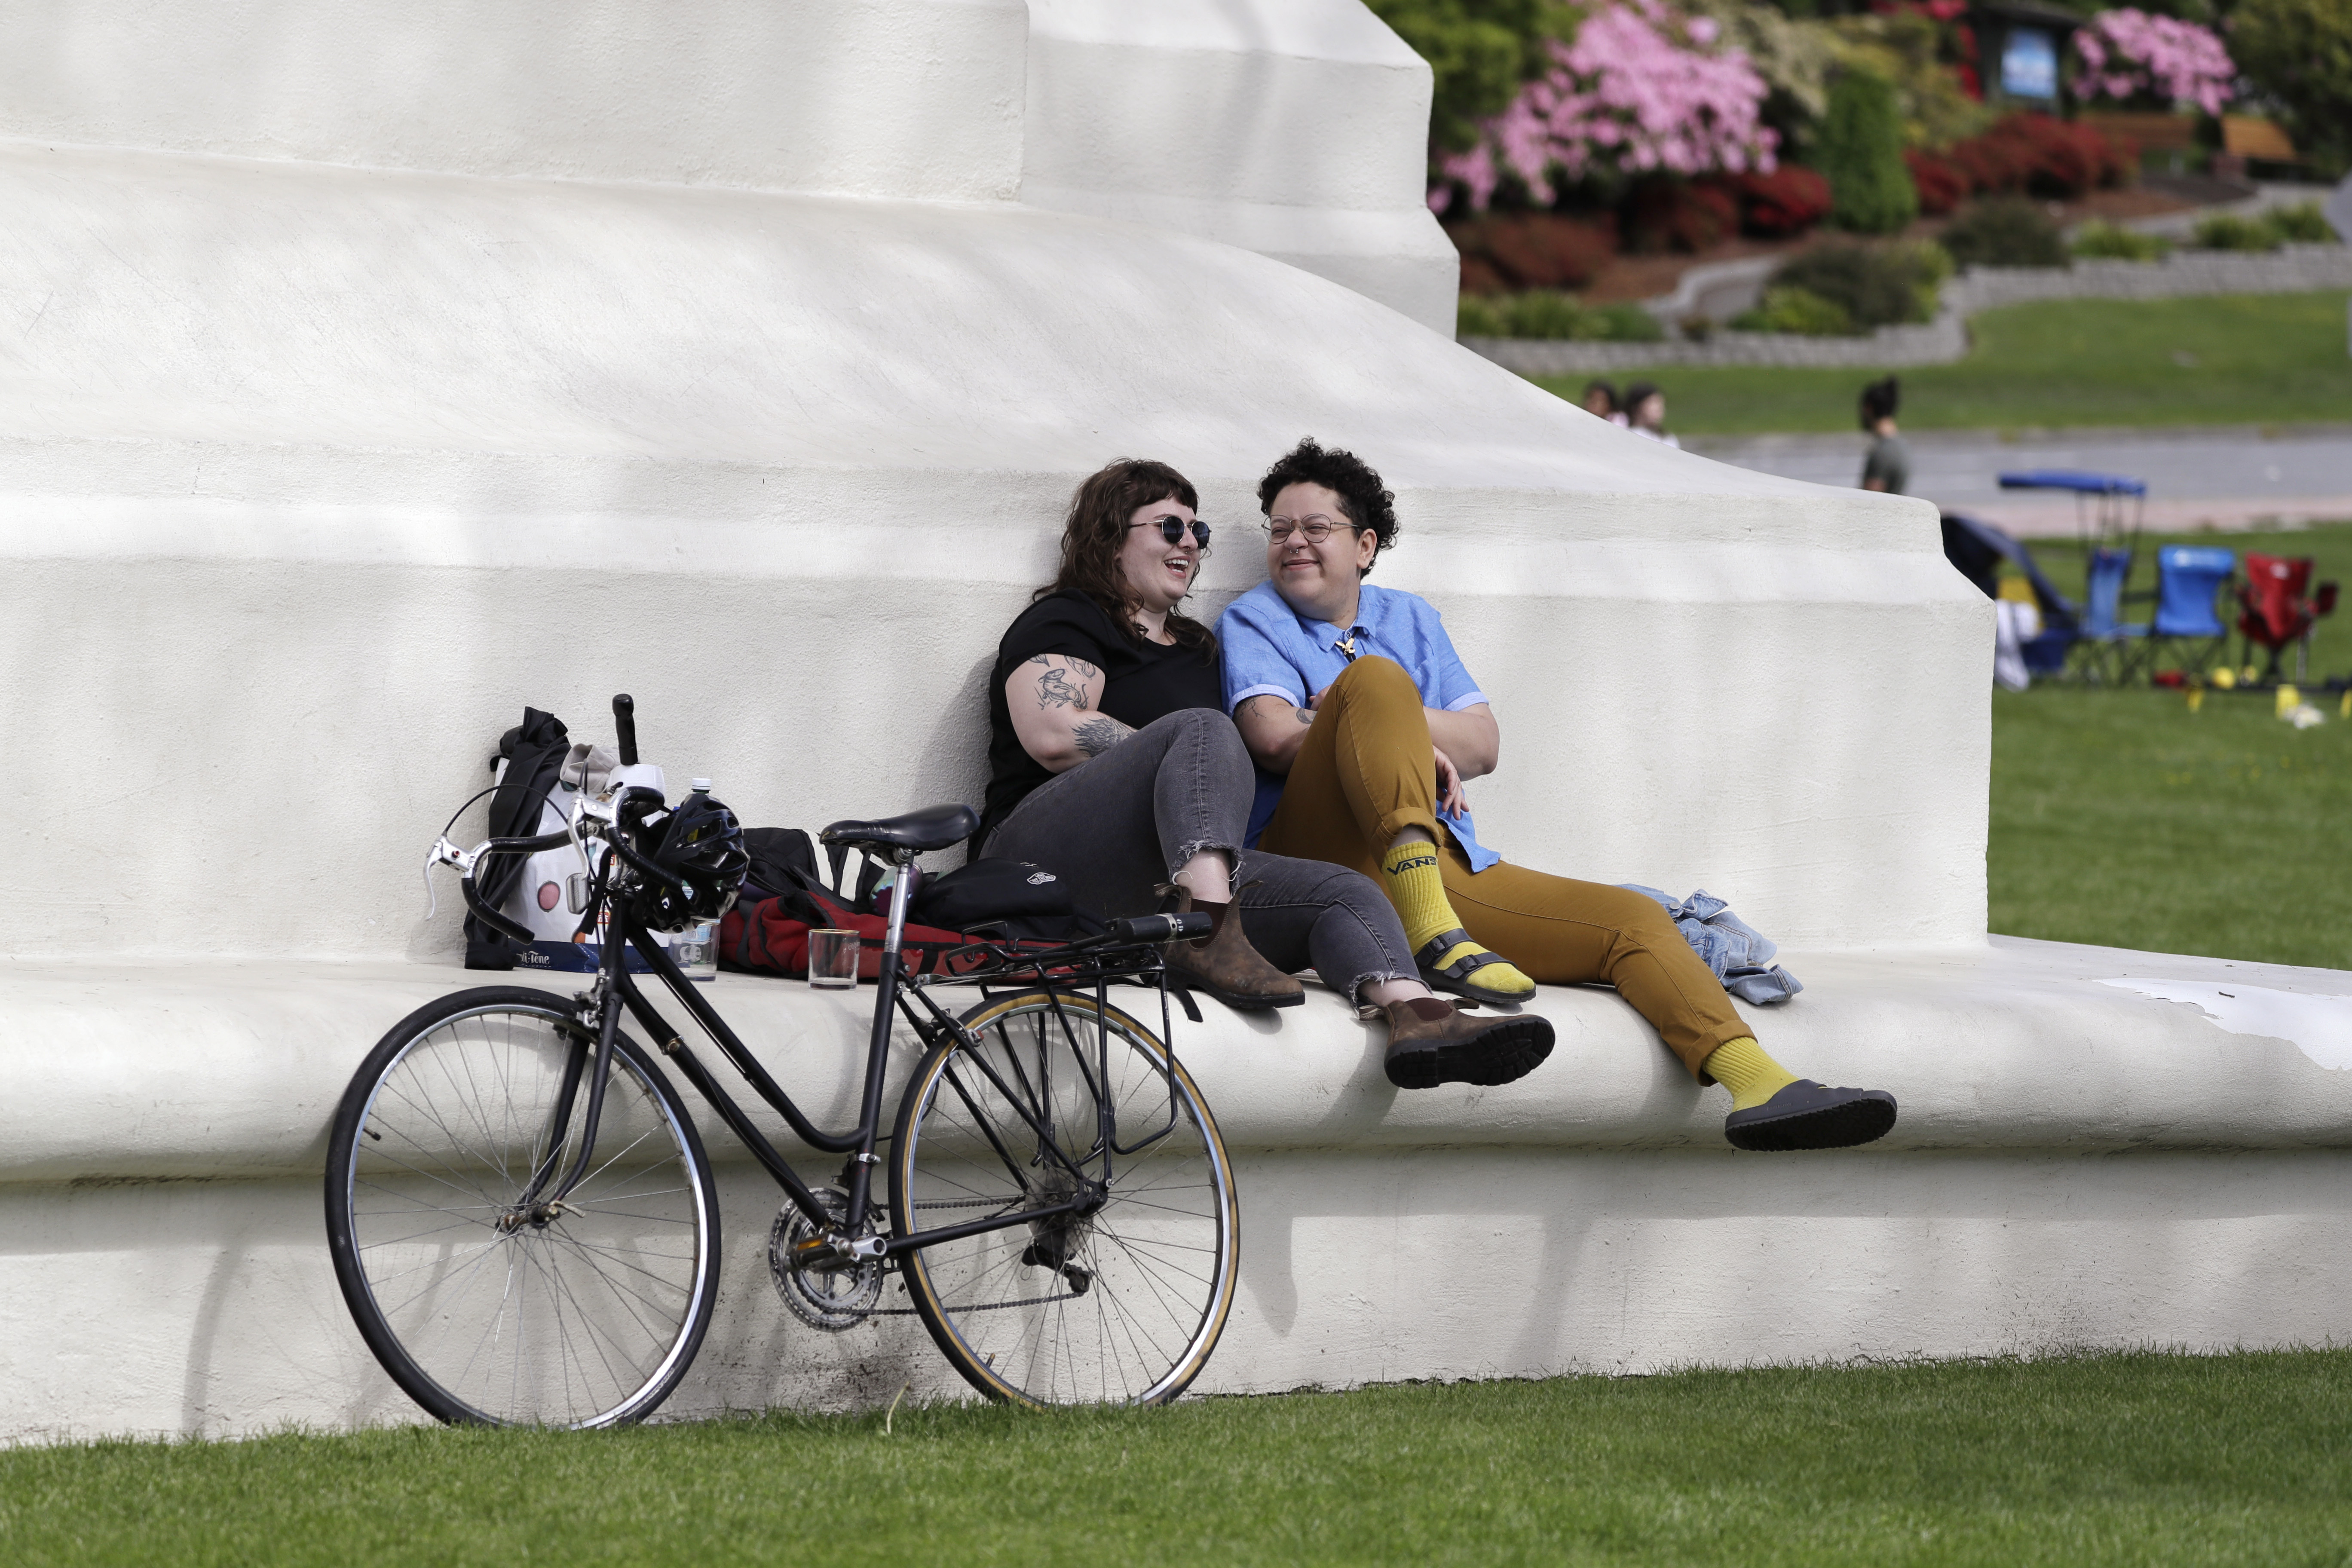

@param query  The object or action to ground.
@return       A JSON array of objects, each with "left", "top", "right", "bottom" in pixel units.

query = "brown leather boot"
[
  {"left": 1383, "top": 996, "right": 1554, "bottom": 1089},
  {"left": 1161, "top": 890, "right": 1305, "bottom": 1010}
]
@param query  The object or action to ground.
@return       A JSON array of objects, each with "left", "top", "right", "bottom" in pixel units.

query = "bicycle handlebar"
[
  {"left": 482, "top": 827, "right": 577, "bottom": 857},
  {"left": 461, "top": 869, "right": 536, "bottom": 942},
  {"left": 435, "top": 702, "right": 663, "bottom": 941}
]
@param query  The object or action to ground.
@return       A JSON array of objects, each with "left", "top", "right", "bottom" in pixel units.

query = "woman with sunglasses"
[
  {"left": 1216, "top": 439, "right": 1898, "bottom": 1151},
  {"left": 978, "top": 457, "right": 1554, "bottom": 1089}
]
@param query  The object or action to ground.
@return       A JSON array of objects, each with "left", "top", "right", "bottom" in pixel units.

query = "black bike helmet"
[{"left": 630, "top": 790, "right": 750, "bottom": 932}]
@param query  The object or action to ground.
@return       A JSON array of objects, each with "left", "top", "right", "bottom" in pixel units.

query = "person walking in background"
[
  {"left": 1622, "top": 381, "right": 1678, "bottom": 448},
  {"left": 1579, "top": 380, "right": 1626, "bottom": 426},
  {"left": 1859, "top": 377, "right": 1908, "bottom": 494}
]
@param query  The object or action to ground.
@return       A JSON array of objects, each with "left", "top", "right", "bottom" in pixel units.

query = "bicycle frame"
[{"left": 525, "top": 850, "right": 1166, "bottom": 1270}]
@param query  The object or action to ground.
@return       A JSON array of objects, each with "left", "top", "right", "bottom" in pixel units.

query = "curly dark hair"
[
  {"left": 1254, "top": 438, "right": 1397, "bottom": 579},
  {"left": 1036, "top": 458, "right": 1214, "bottom": 650}
]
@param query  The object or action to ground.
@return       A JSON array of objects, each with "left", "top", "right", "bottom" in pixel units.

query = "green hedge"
[
  {"left": 1816, "top": 70, "right": 1918, "bottom": 235},
  {"left": 1458, "top": 291, "right": 1666, "bottom": 340},
  {"left": 1942, "top": 197, "right": 2067, "bottom": 270},
  {"left": 1732, "top": 240, "right": 1948, "bottom": 334},
  {"left": 2071, "top": 220, "right": 2169, "bottom": 262}
]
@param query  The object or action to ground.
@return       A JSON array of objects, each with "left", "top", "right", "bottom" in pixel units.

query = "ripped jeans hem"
[
  {"left": 1166, "top": 838, "right": 1243, "bottom": 883},
  {"left": 1344, "top": 970, "right": 1414, "bottom": 1012}
]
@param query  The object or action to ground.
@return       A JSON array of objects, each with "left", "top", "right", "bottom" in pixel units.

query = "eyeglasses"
[
  {"left": 1131, "top": 515, "right": 1211, "bottom": 548},
  {"left": 1264, "top": 514, "right": 1354, "bottom": 545}
]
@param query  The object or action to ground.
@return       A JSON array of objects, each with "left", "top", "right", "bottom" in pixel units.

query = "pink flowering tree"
[
  {"left": 1431, "top": 0, "right": 1776, "bottom": 214},
  {"left": 2071, "top": 9, "right": 2235, "bottom": 116}
]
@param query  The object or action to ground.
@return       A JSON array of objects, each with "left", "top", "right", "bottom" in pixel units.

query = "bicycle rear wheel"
[
  {"left": 324, "top": 986, "right": 720, "bottom": 1427},
  {"left": 890, "top": 989, "right": 1239, "bottom": 1407}
]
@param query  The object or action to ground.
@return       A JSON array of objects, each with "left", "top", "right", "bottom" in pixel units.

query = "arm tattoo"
[
  {"left": 1072, "top": 716, "right": 1134, "bottom": 758},
  {"left": 1240, "top": 695, "right": 1314, "bottom": 726},
  {"left": 1034, "top": 666, "right": 1091, "bottom": 710}
]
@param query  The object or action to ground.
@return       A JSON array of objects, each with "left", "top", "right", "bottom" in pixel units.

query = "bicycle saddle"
[{"left": 819, "top": 803, "right": 980, "bottom": 854}]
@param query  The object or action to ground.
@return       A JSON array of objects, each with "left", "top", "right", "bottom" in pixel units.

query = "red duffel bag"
[{"left": 720, "top": 882, "right": 975, "bottom": 980}]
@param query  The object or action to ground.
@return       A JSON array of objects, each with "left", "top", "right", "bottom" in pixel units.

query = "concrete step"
[
  {"left": 7, "top": 939, "right": 2351, "bottom": 1440},
  {"left": 9, "top": 939, "right": 2352, "bottom": 1183}
]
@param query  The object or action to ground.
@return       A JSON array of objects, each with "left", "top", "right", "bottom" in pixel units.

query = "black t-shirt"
[{"left": 980, "top": 590, "right": 1222, "bottom": 848}]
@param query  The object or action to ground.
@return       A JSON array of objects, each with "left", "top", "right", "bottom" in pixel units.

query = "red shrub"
[
  {"left": 1905, "top": 149, "right": 1969, "bottom": 215},
  {"left": 1936, "top": 113, "right": 2134, "bottom": 201},
  {"left": 1703, "top": 167, "right": 1834, "bottom": 237},
  {"left": 1945, "top": 130, "right": 2030, "bottom": 193},
  {"left": 1622, "top": 178, "right": 1738, "bottom": 254},
  {"left": 1444, "top": 213, "right": 1618, "bottom": 291},
  {"left": 1458, "top": 254, "right": 1510, "bottom": 295}
]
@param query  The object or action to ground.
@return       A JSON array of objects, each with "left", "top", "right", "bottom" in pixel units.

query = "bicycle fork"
[{"left": 501, "top": 928, "right": 631, "bottom": 1231}]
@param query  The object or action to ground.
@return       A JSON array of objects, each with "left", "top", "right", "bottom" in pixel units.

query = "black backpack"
[
  {"left": 466, "top": 707, "right": 572, "bottom": 970},
  {"left": 910, "top": 858, "right": 1102, "bottom": 943}
]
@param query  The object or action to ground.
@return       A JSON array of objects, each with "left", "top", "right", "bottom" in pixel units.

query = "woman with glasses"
[
  {"left": 978, "top": 456, "right": 1554, "bottom": 1089},
  {"left": 1216, "top": 439, "right": 1897, "bottom": 1151}
]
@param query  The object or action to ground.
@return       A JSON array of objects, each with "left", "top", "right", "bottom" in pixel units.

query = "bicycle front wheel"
[
  {"left": 324, "top": 986, "right": 721, "bottom": 1428},
  {"left": 890, "top": 989, "right": 1239, "bottom": 1407}
]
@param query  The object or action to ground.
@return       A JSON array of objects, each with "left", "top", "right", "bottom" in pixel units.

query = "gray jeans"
[{"left": 983, "top": 709, "right": 1415, "bottom": 1001}]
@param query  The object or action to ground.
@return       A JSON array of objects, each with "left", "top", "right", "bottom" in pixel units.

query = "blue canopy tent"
[
  {"left": 1994, "top": 469, "right": 2153, "bottom": 680},
  {"left": 1941, "top": 512, "right": 2080, "bottom": 677},
  {"left": 1997, "top": 469, "right": 2147, "bottom": 549}
]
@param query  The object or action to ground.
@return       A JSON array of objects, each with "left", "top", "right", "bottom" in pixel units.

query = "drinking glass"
[{"left": 807, "top": 928, "right": 860, "bottom": 988}]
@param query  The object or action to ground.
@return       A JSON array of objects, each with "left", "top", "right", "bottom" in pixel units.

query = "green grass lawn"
[
  {"left": 10, "top": 1351, "right": 2352, "bottom": 1566},
  {"left": 1528, "top": 292, "right": 2352, "bottom": 435},
  {"left": 1988, "top": 521, "right": 2352, "bottom": 968}
]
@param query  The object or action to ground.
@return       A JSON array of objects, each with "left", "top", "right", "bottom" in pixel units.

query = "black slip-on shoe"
[
  {"left": 1724, "top": 1080, "right": 1898, "bottom": 1151},
  {"left": 1383, "top": 998, "right": 1556, "bottom": 1089}
]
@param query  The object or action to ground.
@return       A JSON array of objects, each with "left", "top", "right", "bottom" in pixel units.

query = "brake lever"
[{"left": 421, "top": 835, "right": 482, "bottom": 919}]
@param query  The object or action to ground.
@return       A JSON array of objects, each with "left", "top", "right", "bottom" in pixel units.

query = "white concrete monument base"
[
  {"left": 7, "top": 938, "right": 2351, "bottom": 1441},
  {"left": 5, "top": 0, "right": 2349, "bottom": 1442}
]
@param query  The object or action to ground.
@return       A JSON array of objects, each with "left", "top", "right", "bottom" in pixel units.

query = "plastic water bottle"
[{"left": 677, "top": 778, "right": 721, "bottom": 983}]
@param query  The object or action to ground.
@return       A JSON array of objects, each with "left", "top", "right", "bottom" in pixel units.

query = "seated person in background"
[
  {"left": 1217, "top": 438, "right": 1896, "bottom": 1150},
  {"left": 1579, "top": 380, "right": 1625, "bottom": 426},
  {"left": 1621, "top": 381, "right": 1679, "bottom": 448},
  {"left": 1858, "top": 376, "right": 1908, "bottom": 495},
  {"left": 979, "top": 456, "right": 1554, "bottom": 1090}
]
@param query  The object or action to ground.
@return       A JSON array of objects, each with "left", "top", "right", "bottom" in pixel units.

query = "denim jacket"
[{"left": 1618, "top": 885, "right": 1804, "bottom": 1006}]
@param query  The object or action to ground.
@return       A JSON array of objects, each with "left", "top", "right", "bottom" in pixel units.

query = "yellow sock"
[
  {"left": 1379, "top": 838, "right": 1534, "bottom": 998},
  {"left": 1702, "top": 1037, "right": 1801, "bottom": 1112}
]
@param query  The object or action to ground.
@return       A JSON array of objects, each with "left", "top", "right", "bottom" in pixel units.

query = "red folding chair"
[{"left": 2237, "top": 553, "right": 2338, "bottom": 684}]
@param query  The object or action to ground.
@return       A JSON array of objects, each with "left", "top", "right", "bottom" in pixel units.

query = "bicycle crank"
[{"left": 770, "top": 1189, "right": 885, "bottom": 1331}]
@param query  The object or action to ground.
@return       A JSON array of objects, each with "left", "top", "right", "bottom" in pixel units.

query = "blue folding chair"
[
  {"left": 2141, "top": 545, "right": 2236, "bottom": 677},
  {"left": 2070, "top": 544, "right": 2143, "bottom": 683}
]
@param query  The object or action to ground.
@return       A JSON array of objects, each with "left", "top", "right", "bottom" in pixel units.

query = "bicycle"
[{"left": 324, "top": 695, "right": 1239, "bottom": 1426}]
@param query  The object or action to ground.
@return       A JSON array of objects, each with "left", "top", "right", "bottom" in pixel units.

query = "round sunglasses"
[{"left": 1130, "top": 515, "right": 1212, "bottom": 548}]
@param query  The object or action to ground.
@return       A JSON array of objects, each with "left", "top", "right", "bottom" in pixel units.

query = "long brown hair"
[{"left": 1036, "top": 458, "right": 1215, "bottom": 650}]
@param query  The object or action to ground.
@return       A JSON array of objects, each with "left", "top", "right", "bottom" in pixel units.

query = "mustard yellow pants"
[{"left": 1257, "top": 656, "right": 1750, "bottom": 1078}]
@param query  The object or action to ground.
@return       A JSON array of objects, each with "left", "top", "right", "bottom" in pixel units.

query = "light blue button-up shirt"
[{"left": 1216, "top": 580, "right": 1501, "bottom": 871}]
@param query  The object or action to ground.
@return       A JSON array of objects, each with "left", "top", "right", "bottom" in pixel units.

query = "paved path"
[{"left": 1686, "top": 425, "right": 2352, "bottom": 536}]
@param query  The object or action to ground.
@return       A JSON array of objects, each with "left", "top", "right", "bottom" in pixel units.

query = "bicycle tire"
[
  {"left": 889, "top": 989, "right": 1239, "bottom": 1408},
  {"left": 324, "top": 986, "right": 721, "bottom": 1428}
]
